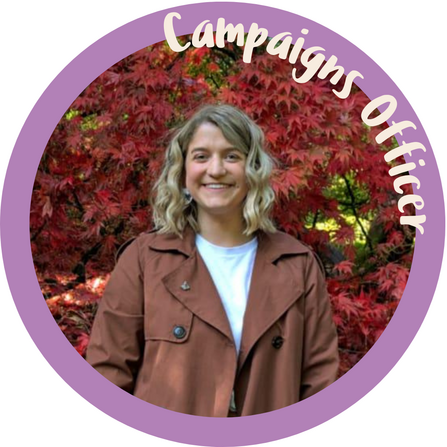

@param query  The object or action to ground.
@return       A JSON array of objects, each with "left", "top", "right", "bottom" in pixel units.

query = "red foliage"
[
  {"left": 31, "top": 37, "right": 414, "bottom": 372},
  {"left": 43, "top": 275, "right": 108, "bottom": 356}
]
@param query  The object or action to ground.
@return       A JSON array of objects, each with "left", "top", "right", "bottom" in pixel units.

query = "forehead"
[{"left": 187, "top": 122, "right": 234, "bottom": 149}]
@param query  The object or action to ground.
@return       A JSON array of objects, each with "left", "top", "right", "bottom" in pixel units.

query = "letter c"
[{"left": 164, "top": 12, "right": 191, "bottom": 52}]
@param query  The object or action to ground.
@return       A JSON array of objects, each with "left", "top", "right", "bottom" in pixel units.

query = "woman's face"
[{"left": 185, "top": 122, "right": 249, "bottom": 222}]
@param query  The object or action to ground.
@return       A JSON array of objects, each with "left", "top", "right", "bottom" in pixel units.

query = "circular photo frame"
[{"left": 1, "top": 2, "right": 444, "bottom": 446}]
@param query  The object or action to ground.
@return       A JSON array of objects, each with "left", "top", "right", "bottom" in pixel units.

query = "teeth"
[{"left": 205, "top": 184, "right": 230, "bottom": 189}]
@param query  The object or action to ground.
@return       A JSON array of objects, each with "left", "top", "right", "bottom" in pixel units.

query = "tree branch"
[
  {"left": 342, "top": 175, "right": 373, "bottom": 251},
  {"left": 30, "top": 223, "right": 46, "bottom": 242},
  {"left": 210, "top": 45, "right": 240, "bottom": 61},
  {"left": 312, "top": 210, "right": 319, "bottom": 229}
]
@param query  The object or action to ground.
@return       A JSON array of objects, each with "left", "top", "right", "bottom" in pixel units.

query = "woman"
[{"left": 86, "top": 104, "right": 339, "bottom": 417}]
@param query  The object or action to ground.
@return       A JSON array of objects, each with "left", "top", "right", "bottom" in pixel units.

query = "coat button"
[
  {"left": 173, "top": 325, "right": 187, "bottom": 339},
  {"left": 272, "top": 335, "right": 284, "bottom": 349}
]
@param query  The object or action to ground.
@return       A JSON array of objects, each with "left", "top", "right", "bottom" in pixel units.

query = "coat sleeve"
[
  {"left": 300, "top": 252, "right": 339, "bottom": 400},
  {"left": 85, "top": 238, "right": 145, "bottom": 394}
]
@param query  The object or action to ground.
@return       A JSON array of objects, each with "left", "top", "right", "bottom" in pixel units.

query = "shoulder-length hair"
[{"left": 152, "top": 104, "right": 276, "bottom": 236}]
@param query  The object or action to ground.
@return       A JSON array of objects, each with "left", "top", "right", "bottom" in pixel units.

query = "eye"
[
  {"left": 226, "top": 152, "right": 242, "bottom": 162},
  {"left": 192, "top": 153, "right": 208, "bottom": 161}
]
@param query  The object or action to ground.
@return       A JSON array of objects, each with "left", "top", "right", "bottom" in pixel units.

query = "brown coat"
[{"left": 86, "top": 227, "right": 339, "bottom": 417}]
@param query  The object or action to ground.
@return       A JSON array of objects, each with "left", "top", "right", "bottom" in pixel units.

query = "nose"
[{"left": 207, "top": 155, "right": 226, "bottom": 177}]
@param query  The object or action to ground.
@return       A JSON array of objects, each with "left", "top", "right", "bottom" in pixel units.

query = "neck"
[{"left": 197, "top": 212, "right": 254, "bottom": 247}]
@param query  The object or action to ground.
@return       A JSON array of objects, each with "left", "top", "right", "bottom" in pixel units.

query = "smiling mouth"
[{"left": 203, "top": 184, "right": 233, "bottom": 189}]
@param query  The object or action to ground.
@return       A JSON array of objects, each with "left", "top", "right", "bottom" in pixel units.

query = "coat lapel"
[
  {"left": 150, "top": 227, "right": 234, "bottom": 343},
  {"left": 148, "top": 227, "right": 309, "bottom": 361},
  {"left": 238, "top": 231, "right": 308, "bottom": 372}
]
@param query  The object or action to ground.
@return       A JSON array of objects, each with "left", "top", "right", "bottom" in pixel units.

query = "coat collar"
[
  {"left": 147, "top": 226, "right": 196, "bottom": 257},
  {"left": 147, "top": 225, "right": 309, "bottom": 261}
]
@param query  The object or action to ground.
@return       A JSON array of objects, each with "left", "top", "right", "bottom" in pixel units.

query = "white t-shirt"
[{"left": 195, "top": 234, "right": 258, "bottom": 353}]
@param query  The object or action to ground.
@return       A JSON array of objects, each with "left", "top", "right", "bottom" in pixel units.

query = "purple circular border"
[{"left": 1, "top": 2, "right": 444, "bottom": 445}]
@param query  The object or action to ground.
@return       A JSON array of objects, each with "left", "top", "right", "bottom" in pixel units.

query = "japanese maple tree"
[{"left": 31, "top": 37, "right": 414, "bottom": 376}]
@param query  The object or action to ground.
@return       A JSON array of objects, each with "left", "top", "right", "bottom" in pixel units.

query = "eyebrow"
[{"left": 190, "top": 147, "right": 242, "bottom": 153}]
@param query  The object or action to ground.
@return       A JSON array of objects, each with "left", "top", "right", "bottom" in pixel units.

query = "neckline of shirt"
[{"left": 195, "top": 233, "right": 258, "bottom": 256}]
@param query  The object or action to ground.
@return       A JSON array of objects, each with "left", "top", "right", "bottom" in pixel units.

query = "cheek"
[
  {"left": 239, "top": 168, "right": 249, "bottom": 191},
  {"left": 184, "top": 165, "right": 199, "bottom": 189}
]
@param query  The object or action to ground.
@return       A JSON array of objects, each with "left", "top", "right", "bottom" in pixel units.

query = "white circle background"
[{"left": 1, "top": 1, "right": 446, "bottom": 445}]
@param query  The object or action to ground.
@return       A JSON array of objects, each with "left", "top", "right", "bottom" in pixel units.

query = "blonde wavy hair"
[{"left": 152, "top": 104, "right": 276, "bottom": 236}]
